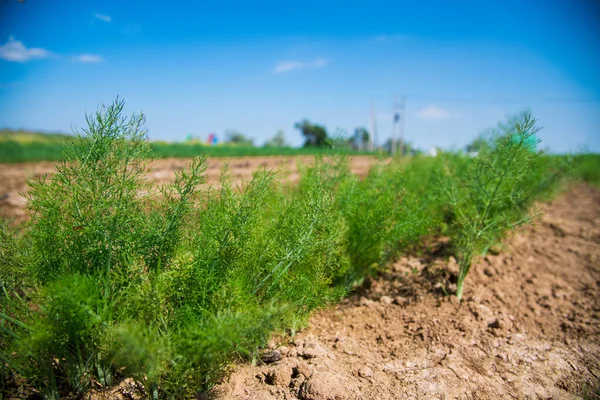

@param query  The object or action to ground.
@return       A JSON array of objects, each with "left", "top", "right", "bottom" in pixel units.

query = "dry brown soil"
[
  {"left": 213, "top": 184, "right": 600, "bottom": 400},
  {"left": 0, "top": 156, "right": 377, "bottom": 225}
]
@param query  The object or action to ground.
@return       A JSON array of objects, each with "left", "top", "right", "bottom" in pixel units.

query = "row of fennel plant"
[
  {"left": 0, "top": 100, "right": 567, "bottom": 399},
  {"left": 0, "top": 99, "right": 412, "bottom": 398}
]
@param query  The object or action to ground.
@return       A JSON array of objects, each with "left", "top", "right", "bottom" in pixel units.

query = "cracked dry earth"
[{"left": 213, "top": 184, "right": 600, "bottom": 400}]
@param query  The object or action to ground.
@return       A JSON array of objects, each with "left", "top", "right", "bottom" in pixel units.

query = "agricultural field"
[
  {"left": 0, "top": 129, "right": 374, "bottom": 164},
  {"left": 0, "top": 155, "right": 378, "bottom": 226},
  {"left": 1, "top": 101, "right": 599, "bottom": 399}
]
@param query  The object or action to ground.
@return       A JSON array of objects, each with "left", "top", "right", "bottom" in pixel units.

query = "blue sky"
[{"left": 0, "top": 0, "right": 599, "bottom": 152}]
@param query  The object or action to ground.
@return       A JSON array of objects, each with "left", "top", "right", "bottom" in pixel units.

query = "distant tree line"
[{"left": 225, "top": 118, "right": 422, "bottom": 154}]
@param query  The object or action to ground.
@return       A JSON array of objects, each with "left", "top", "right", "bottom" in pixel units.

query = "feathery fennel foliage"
[
  {"left": 442, "top": 112, "right": 542, "bottom": 300},
  {"left": 1, "top": 99, "right": 208, "bottom": 398}
]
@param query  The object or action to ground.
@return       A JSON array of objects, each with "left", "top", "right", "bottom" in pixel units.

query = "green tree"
[
  {"left": 225, "top": 130, "right": 254, "bottom": 146},
  {"left": 265, "top": 129, "right": 288, "bottom": 147},
  {"left": 352, "top": 127, "right": 370, "bottom": 150},
  {"left": 383, "top": 138, "right": 415, "bottom": 155},
  {"left": 294, "top": 120, "right": 328, "bottom": 147},
  {"left": 465, "top": 136, "right": 490, "bottom": 153}
]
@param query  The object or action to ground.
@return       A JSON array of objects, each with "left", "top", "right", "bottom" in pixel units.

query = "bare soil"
[
  {"left": 213, "top": 184, "right": 600, "bottom": 400},
  {"left": 0, "top": 156, "right": 377, "bottom": 225}
]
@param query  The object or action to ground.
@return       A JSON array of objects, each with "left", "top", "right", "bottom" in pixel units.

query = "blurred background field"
[{"left": 0, "top": 129, "right": 377, "bottom": 163}]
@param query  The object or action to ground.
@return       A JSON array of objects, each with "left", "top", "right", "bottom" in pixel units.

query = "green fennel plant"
[
  {"left": 1, "top": 98, "right": 207, "bottom": 399},
  {"left": 442, "top": 112, "right": 542, "bottom": 301}
]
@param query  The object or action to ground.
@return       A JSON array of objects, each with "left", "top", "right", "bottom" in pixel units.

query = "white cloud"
[
  {"left": 94, "top": 13, "right": 112, "bottom": 23},
  {"left": 0, "top": 36, "right": 105, "bottom": 64},
  {"left": 72, "top": 54, "right": 104, "bottom": 63},
  {"left": 274, "top": 61, "right": 304, "bottom": 74},
  {"left": 274, "top": 58, "right": 329, "bottom": 74},
  {"left": 417, "top": 105, "right": 459, "bottom": 119},
  {"left": 0, "top": 36, "right": 52, "bottom": 62},
  {"left": 312, "top": 58, "right": 328, "bottom": 67}
]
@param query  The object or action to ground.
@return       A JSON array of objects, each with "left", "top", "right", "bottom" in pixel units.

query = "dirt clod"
[
  {"left": 261, "top": 350, "right": 282, "bottom": 364},
  {"left": 279, "top": 346, "right": 289, "bottom": 356},
  {"left": 294, "top": 361, "right": 312, "bottom": 379},
  {"left": 299, "top": 340, "right": 327, "bottom": 359},
  {"left": 357, "top": 366, "right": 373, "bottom": 378},
  {"left": 83, "top": 378, "right": 145, "bottom": 399},
  {"left": 298, "top": 372, "right": 356, "bottom": 400},
  {"left": 265, "top": 368, "right": 291, "bottom": 387}
]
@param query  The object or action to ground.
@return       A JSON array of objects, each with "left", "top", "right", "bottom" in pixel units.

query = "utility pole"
[
  {"left": 392, "top": 96, "right": 399, "bottom": 155},
  {"left": 370, "top": 103, "right": 378, "bottom": 151},
  {"left": 392, "top": 95, "right": 406, "bottom": 156},
  {"left": 399, "top": 95, "right": 406, "bottom": 155}
]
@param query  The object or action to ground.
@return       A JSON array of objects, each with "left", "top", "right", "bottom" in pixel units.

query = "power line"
[
  {"left": 402, "top": 94, "right": 600, "bottom": 105},
  {"left": 368, "top": 94, "right": 600, "bottom": 105}
]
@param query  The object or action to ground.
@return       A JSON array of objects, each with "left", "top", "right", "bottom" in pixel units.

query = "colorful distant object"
[
  {"left": 207, "top": 133, "right": 218, "bottom": 145},
  {"left": 510, "top": 133, "right": 538, "bottom": 151}
]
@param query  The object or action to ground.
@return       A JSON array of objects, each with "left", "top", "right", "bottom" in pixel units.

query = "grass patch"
[{"left": 572, "top": 153, "right": 600, "bottom": 187}]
